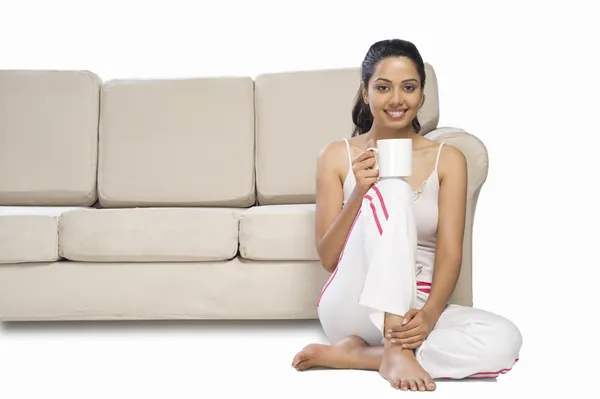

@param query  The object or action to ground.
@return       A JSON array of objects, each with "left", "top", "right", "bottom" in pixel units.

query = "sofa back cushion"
[
  {"left": 97, "top": 77, "right": 255, "bottom": 207},
  {"left": 254, "top": 65, "right": 440, "bottom": 205},
  {"left": 0, "top": 70, "right": 101, "bottom": 206}
]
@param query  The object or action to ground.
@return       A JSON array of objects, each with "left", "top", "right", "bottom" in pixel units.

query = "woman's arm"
[
  {"left": 314, "top": 142, "right": 366, "bottom": 273},
  {"left": 423, "top": 144, "right": 468, "bottom": 318}
]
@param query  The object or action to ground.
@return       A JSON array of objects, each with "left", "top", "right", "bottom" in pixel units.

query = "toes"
[
  {"left": 292, "top": 351, "right": 306, "bottom": 365},
  {"left": 291, "top": 352, "right": 306, "bottom": 368},
  {"left": 417, "top": 378, "right": 426, "bottom": 391},
  {"left": 294, "top": 360, "right": 311, "bottom": 371},
  {"left": 409, "top": 380, "right": 418, "bottom": 391},
  {"left": 400, "top": 380, "right": 409, "bottom": 391},
  {"left": 426, "top": 380, "right": 437, "bottom": 391}
]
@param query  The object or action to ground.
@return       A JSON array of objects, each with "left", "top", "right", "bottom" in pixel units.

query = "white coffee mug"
[{"left": 366, "top": 138, "right": 412, "bottom": 178}]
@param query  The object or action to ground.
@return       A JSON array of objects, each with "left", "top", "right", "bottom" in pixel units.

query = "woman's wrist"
[{"left": 422, "top": 300, "right": 445, "bottom": 321}]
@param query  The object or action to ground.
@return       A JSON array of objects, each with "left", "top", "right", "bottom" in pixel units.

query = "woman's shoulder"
[
  {"left": 317, "top": 138, "right": 352, "bottom": 176},
  {"left": 417, "top": 137, "right": 464, "bottom": 162},
  {"left": 437, "top": 142, "right": 465, "bottom": 166},
  {"left": 435, "top": 141, "right": 467, "bottom": 181},
  {"left": 320, "top": 135, "right": 368, "bottom": 155},
  {"left": 318, "top": 138, "right": 346, "bottom": 161}
]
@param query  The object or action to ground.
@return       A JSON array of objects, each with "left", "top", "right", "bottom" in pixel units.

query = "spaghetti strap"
[
  {"left": 344, "top": 138, "right": 353, "bottom": 170},
  {"left": 434, "top": 142, "right": 445, "bottom": 171}
]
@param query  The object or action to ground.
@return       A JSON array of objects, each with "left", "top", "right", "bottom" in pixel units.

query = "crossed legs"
[
  {"left": 293, "top": 180, "right": 522, "bottom": 391},
  {"left": 292, "top": 306, "right": 522, "bottom": 391}
]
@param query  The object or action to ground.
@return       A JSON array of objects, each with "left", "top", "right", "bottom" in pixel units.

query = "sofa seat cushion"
[
  {"left": 58, "top": 208, "right": 241, "bottom": 262},
  {"left": 239, "top": 204, "right": 319, "bottom": 261},
  {"left": 0, "top": 206, "right": 81, "bottom": 263}
]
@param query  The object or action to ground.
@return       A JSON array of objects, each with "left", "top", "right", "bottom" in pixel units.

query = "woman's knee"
[
  {"left": 478, "top": 314, "right": 523, "bottom": 364},
  {"left": 499, "top": 317, "right": 523, "bottom": 358}
]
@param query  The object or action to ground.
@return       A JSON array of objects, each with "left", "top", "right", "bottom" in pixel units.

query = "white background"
[{"left": 1, "top": 0, "right": 598, "bottom": 397}]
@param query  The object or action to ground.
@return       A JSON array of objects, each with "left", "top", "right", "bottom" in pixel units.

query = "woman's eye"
[
  {"left": 377, "top": 86, "right": 388, "bottom": 91},
  {"left": 404, "top": 85, "right": 415, "bottom": 91}
]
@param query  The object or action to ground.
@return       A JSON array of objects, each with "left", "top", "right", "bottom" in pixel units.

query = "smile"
[{"left": 385, "top": 109, "right": 407, "bottom": 119}]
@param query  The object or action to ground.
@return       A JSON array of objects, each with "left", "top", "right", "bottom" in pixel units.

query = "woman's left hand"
[{"left": 386, "top": 308, "right": 439, "bottom": 349}]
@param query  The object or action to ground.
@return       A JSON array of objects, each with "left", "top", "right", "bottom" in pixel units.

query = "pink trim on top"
[{"left": 417, "top": 281, "right": 431, "bottom": 294}]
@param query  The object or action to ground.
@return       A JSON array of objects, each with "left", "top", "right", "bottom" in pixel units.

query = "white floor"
[{"left": 1, "top": 317, "right": 541, "bottom": 399}]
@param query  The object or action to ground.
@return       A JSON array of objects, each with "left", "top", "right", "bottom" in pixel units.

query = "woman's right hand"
[{"left": 352, "top": 138, "right": 379, "bottom": 195}]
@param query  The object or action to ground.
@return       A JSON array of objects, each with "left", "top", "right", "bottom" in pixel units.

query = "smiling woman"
[
  {"left": 291, "top": 39, "right": 523, "bottom": 393},
  {"left": 351, "top": 40, "right": 426, "bottom": 138}
]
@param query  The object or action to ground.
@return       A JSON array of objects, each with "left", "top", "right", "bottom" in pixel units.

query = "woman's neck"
[{"left": 366, "top": 124, "right": 417, "bottom": 142}]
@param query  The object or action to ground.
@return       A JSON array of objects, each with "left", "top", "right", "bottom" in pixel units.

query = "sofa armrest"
[
  {"left": 424, "top": 127, "right": 489, "bottom": 197},
  {"left": 423, "top": 127, "right": 489, "bottom": 307}
]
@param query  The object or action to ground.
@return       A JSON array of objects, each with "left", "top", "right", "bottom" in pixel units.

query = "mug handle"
[{"left": 366, "top": 147, "right": 379, "bottom": 170}]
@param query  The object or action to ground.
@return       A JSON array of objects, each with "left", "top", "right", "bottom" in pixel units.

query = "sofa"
[{"left": 0, "top": 64, "right": 488, "bottom": 321}]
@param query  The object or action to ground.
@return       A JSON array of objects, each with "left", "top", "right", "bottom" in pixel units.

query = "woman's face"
[{"left": 363, "top": 56, "right": 423, "bottom": 132}]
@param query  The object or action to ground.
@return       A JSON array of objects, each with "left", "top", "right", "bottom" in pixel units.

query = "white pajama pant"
[{"left": 317, "top": 179, "right": 523, "bottom": 379}]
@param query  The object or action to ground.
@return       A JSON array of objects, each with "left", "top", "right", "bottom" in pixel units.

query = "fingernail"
[
  {"left": 402, "top": 318, "right": 408, "bottom": 325},
  {"left": 402, "top": 344, "right": 407, "bottom": 349},
  {"left": 390, "top": 339, "right": 396, "bottom": 344},
  {"left": 385, "top": 333, "right": 391, "bottom": 338}
]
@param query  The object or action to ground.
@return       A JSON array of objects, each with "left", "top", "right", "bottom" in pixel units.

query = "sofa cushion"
[
  {"left": 58, "top": 208, "right": 241, "bottom": 262},
  {"left": 97, "top": 77, "right": 255, "bottom": 207},
  {"left": 0, "top": 207, "right": 81, "bottom": 263},
  {"left": 0, "top": 258, "right": 333, "bottom": 320},
  {"left": 254, "top": 65, "right": 439, "bottom": 205},
  {"left": 0, "top": 70, "right": 101, "bottom": 206},
  {"left": 239, "top": 204, "right": 319, "bottom": 261}
]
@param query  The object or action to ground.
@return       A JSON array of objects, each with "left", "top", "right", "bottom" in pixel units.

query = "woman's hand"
[
  {"left": 386, "top": 308, "right": 439, "bottom": 349},
  {"left": 351, "top": 138, "right": 379, "bottom": 196}
]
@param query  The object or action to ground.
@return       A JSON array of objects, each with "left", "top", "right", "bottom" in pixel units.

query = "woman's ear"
[
  {"left": 361, "top": 82, "right": 368, "bottom": 104},
  {"left": 420, "top": 94, "right": 426, "bottom": 108}
]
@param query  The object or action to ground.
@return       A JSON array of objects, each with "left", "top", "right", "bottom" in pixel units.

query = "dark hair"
[{"left": 351, "top": 39, "right": 426, "bottom": 137}]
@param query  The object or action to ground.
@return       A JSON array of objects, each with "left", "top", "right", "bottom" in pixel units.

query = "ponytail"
[{"left": 351, "top": 88, "right": 372, "bottom": 137}]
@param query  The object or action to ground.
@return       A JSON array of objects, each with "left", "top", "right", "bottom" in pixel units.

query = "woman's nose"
[{"left": 388, "top": 89, "right": 403, "bottom": 106}]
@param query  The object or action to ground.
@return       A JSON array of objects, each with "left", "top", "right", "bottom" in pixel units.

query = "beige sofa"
[{"left": 0, "top": 65, "right": 488, "bottom": 321}]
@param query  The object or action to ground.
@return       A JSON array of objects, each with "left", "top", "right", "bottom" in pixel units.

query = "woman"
[{"left": 291, "top": 39, "right": 523, "bottom": 392}]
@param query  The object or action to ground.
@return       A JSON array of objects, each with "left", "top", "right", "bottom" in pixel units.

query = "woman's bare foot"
[
  {"left": 292, "top": 335, "right": 377, "bottom": 371},
  {"left": 379, "top": 343, "right": 436, "bottom": 391}
]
